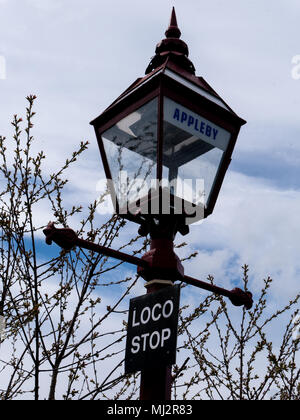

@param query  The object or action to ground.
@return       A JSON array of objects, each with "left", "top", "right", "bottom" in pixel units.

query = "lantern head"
[{"left": 91, "top": 8, "right": 246, "bottom": 237}]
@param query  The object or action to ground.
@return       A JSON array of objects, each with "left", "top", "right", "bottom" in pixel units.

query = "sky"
[{"left": 0, "top": 0, "right": 299, "bottom": 397}]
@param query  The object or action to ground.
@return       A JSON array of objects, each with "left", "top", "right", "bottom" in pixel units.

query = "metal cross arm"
[{"left": 43, "top": 222, "right": 253, "bottom": 310}]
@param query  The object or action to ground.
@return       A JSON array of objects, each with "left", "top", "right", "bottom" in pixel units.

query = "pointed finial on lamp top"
[
  {"left": 165, "top": 7, "right": 181, "bottom": 39},
  {"left": 145, "top": 7, "right": 195, "bottom": 75}
]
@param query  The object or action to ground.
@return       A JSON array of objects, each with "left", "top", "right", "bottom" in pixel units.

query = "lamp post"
[{"left": 44, "top": 8, "right": 252, "bottom": 401}]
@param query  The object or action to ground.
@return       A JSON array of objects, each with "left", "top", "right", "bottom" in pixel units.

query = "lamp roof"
[{"left": 90, "top": 8, "right": 246, "bottom": 128}]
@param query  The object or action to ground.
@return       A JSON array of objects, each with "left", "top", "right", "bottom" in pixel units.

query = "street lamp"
[
  {"left": 88, "top": 8, "right": 249, "bottom": 400},
  {"left": 44, "top": 7, "right": 252, "bottom": 402}
]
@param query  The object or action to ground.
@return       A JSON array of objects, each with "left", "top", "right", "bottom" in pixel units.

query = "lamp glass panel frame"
[
  {"left": 162, "top": 96, "right": 231, "bottom": 208},
  {"left": 101, "top": 97, "right": 158, "bottom": 215},
  {"left": 93, "top": 70, "right": 241, "bottom": 223}
]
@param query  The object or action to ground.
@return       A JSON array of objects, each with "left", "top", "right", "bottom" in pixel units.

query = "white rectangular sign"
[{"left": 164, "top": 97, "right": 231, "bottom": 152}]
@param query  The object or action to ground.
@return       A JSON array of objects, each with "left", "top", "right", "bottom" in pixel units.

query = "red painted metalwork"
[
  {"left": 183, "top": 275, "right": 253, "bottom": 310},
  {"left": 140, "top": 365, "right": 172, "bottom": 400},
  {"left": 43, "top": 222, "right": 253, "bottom": 310},
  {"left": 145, "top": 7, "right": 195, "bottom": 75},
  {"left": 137, "top": 238, "right": 184, "bottom": 282},
  {"left": 157, "top": 82, "right": 164, "bottom": 183},
  {"left": 43, "top": 223, "right": 148, "bottom": 269}
]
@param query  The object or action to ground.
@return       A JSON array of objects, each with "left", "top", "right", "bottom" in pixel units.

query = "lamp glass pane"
[
  {"left": 163, "top": 97, "right": 231, "bottom": 207},
  {"left": 101, "top": 98, "right": 158, "bottom": 212}
]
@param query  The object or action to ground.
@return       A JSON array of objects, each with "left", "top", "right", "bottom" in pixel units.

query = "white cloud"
[
  {"left": 184, "top": 170, "right": 300, "bottom": 302},
  {"left": 26, "top": 0, "right": 63, "bottom": 12}
]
